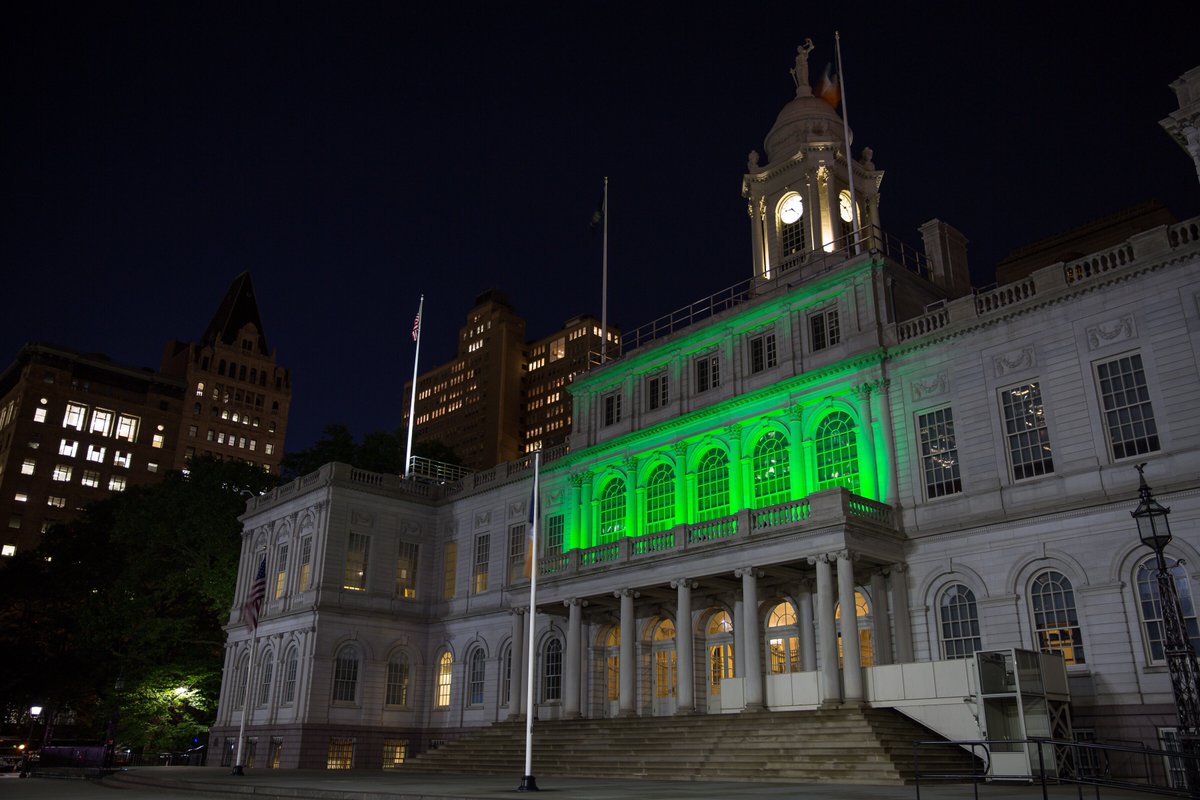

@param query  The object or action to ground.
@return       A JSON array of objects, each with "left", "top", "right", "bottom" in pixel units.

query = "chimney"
[{"left": 919, "top": 219, "right": 972, "bottom": 298}]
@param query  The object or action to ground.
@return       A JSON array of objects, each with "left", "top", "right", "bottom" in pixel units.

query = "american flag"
[
  {"left": 412, "top": 309, "right": 421, "bottom": 342},
  {"left": 242, "top": 555, "right": 267, "bottom": 633}
]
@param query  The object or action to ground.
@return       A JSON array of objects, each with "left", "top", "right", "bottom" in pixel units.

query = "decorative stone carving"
[
  {"left": 992, "top": 346, "right": 1036, "bottom": 377},
  {"left": 1086, "top": 315, "right": 1137, "bottom": 350},
  {"left": 350, "top": 510, "right": 373, "bottom": 528},
  {"left": 911, "top": 373, "right": 948, "bottom": 400},
  {"left": 474, "top": 511, "right": 490, "bottom": 529}
]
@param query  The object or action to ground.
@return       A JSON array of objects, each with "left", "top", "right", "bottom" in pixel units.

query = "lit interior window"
[
  {"left": 86, "top": 445, "right": 106, "bottom": 463},
  {"left": 33, "top": 408, "right": 47, "bottom": 423},
  {"left": 62, "top": 403, "right": 87, "bottom": 430},
  {"left": 1, "top": 545, "right": 15, "bottom": 557},
  {"left": 115, "top": 414, "right": 139, "bottom": 442},
  {"left": 108, "top": 476, "right": 127, "bottom": 492},
  {"left": 152, "top": 434, "right": 164, "bottom": 448},
  {"left": 89, "top": 408, "right": 115, "bottom": 437},
  {"left": 21, "top": 459, "right": 36, "bottom": 475},
  {"left": 81, "top": 470, "right": 100, "bottom": 488},
  {"left": 14, "top": 493, "right": 28, "bottom": 503}
]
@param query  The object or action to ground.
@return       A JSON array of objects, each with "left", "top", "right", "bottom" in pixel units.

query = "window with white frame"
[
  {"left": 751, "top": 430, "right": 790, "bottom": 508},
  {"left": 86, "top": 444, "right": 105, "bottom": 463},
  {"left": 918, "top": 407, "right": 962, "bottom": 498},
  {"left": 257, "top": 652, "right": 274, "bottom": 706},
  {"left": 442, "top": 542, "right": 457, "bottom": 599},
  {"left": 1000, "top": 382, "right": 1054, "bottom": 480},
  {"left": 695, "top": 447, "right": 730, "bottom": 522},
  {"left": 343, "top": 532, "right": 369, "bottom": 591},
  {"left": 89, "top": 408, "right": 114, "bottom": 437},
  {"left": 1158, "top": 728, "right": 1189, "bottom": 790},
  {"left": 52, "top": 464, "right": 72, "bottom": 482},
  {"left": 386, "top": 654, "right": 410, "bottom": 706},
  {"left": 113, "top": 451, "right": 132, "bottom": 469},
  {"left": 326, "top": 738, "right": 354, "bottom": 770},
  {"left": 332, "top": 646, "right": 359, "bottom": 702},
  {"left": 472, "top": 533, "right": 490, "bottom": 594},
  {"left": 1135, "top": 555, "right": 1200, "bottom": 664},
  {"left": 81, "top": 470, "right": 100, "bottom": 488},
  {"left": 501, "top": 644, "right": 512, "bottom": 707},
  {"left": 646, "top": 372, "right": 669, "bottom": 411},
  {"left": 233, "top": 652, "right": 250, "bottom": 708},
  {"left": 435, "top": 651, "right": 452, "bottom": 707},
  {"left": 542, "top": 638, "right": 563, "bottom": 702},
  {"left": 1030, "top": 570, "right": 1084, "bottom": 665},
  {"left": 21, "top": 458, "right": 36, "bottom": 475},
  {"left": 748, "top": 331, "right": 777, "bottom": 374},
  {"left": 59, "top": 439, "right": 78, "bottom": 458},
  {"left": 598, "top": 477, "right": 626, "bottom": 542},
  {"left": 544, "top": 514, "right": 564, "bottom": 558},
  {"left": 115, "top": 414, "right": 139, "bottom": 442},
  {"left": 273, "top": 543, "right": 289, "bottom": 599},
  {"left": 644, "top": 462, "right": 676, "bottom": 534},
  {"left": 810, "top": 307, "right": 840, "bottom": 351},
  {"left": 395, "top": 540, "right": 418, "bottom": 598},
  {"left": 62, "top": 403, "right": 87, "bottom": 431},
  {"left": 939, "top": 583, "right": 982, "bottom": 659},
  {"left": 814, "top": 411, "right": 859, "bottom": 492},
  {"left": 767, "top": 601, "right": 801, "bottom": 674},
  {"left": 382, "top": 739, "right": 408, "bottom": 768},
  {"left": 603, "top": 392, "right": 622, "bottom": 426},
  {"left": 507, "top": 523, "right": 526, "bottom": 585},
  {"left": 695, "top": 352, "right": 720, "bottom": 393},
  {"left": 108, "top": 476, "right": 126, "bottom": 492},
  {"left": 298, "top": 537, "right": 313, "bottom": 590},
  {"left": 1096, "top": 353, "right": 1160, "bottom": 459},
  {"left": 281, "top": 646, "right": 298, "bottom": 704},
  {"left": 467, "top": 649, "right": 485, "bottom": 706}
]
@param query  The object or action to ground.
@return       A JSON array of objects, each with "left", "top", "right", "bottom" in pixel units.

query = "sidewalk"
[{"left": 102, "top": 766, "right": 1164, "bottom": 799}]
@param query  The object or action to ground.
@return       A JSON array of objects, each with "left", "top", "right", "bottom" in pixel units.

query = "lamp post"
[
  {"left": 19, "top": 705, "right": 42, "bottom": 778},
  {"left": 1131, "top": 464, "right": 1200, "bottom": 792}
]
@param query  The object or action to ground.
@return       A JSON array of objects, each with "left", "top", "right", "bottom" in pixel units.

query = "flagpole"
[
  {"left": 232, "top": 549, "right": 266, "bottom": 775},
  {"left": 834, "top": 32, "right": 861, "bottom": 253},
  {"left": 518, "top": 450, "right": 541, "bottom": 792},
  {"left": 599, "top": 177, "right": 609, "bottom": 364},
  {"left": 404, "top": 295, "right": 424, "bottom": 478},
  {"left": 232, "top": 633, "right": 258, "bottom": 775}
]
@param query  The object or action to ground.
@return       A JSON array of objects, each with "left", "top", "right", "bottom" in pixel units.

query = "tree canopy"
[{"left": 280, "top": 423, "right": 463, "bottom": 480}]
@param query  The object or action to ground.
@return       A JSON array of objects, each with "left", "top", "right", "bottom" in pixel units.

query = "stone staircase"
[{"left": 400, "top": 707, "right": 979, "bottom": 785}]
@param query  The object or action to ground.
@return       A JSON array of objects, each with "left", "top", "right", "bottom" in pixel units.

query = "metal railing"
[{"left": 913, "top": 737, "right": 1199, "bottom": 799}]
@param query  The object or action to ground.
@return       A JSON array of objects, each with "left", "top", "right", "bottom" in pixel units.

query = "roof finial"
[{"left": 791, "top": 39, "right": 816, "bottom": 97}]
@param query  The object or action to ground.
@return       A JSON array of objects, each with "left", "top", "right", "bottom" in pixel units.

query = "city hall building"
[{"left": 208, "top": 57, "right": 1200, "bottom": 771}]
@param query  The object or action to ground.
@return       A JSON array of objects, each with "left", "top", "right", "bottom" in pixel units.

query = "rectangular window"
[
  {"left": 47, "top": 496, "right": 67, "bottom": 508},
  {"left": 395, "top": 541, "right": 418, "bottom": 599},
  {"left": 1159, "top": 728, "right": 1189, "bottom": 790},
  {"left": 298, "top": 537, "right": 313, "bottom": 590},
  {"left": 918, "top": 408, "right": 962, "bottom": 498},
  {"left": 89, "top": 408, "right": 114, "bottom": 437},
  {"left": 749, "top": 332, "right": 777, "bottom": 373},
  {"left": 326, "top": 738, "right": 354, "bottom": 770},
  {"left": 115, "top": 414, "right": 139, "bottom": 442},
  {"left": 382, "top": 739, "right": 408, "bottom": 768},
  {"left": 81, "top": 470, "right": 100, "bottom": 488},
  {"left": 108, "top": 476, "right": 127, "bottom": 492},
  {"left": 472, "top": 533, "right": 490, "bottom": 594},
  {"left": 267, "top": 737, "right": 283, "bottom": 769},
  {"left": 695, "top": 354, "right": 720, "bottom": 393},
  {"left": 385, "top": 661, "right": 409, "bottom": 706},
  {"left": 647, "top": 373, "right": 669, "bottom": 411},
  {"left": 265, "top": 443, "right": 275, "bottom": 455},
  {"left": 1096, "top": 353, "right": 1159, "bottom": 459},
  {"left": 63, "top": 402, "right": 87, "bottom": 430},
  {"left": 59, "top": 439, "right": 79, "bottom": 458},
  {"left": 14, "top": 493, "right": 28, "bottom": 503},
  {"left": 152, "top": 433, "right": 165, "bottom": 448},
  {"left": 113, "top": 451, "right": 132, "bottom": 469},
  {"left": 33, "top": 407, "right": 47, "bottom": 423},
  {"left": 508, "top": 523, "right": 527, "bottom": 584},
  {"left": 442, "top": 542, "right": 457, "bottom": 599},
  {"left": 52, "top": 464, "right": 72, "bottom": 482},
  {"left": 188, "top": 425, "right": 198, "bottom": 438},
  {"left": 147, "top": 462, "right": 158, "bottom": 473},
  {"left": 87, "top": 444, "right": 105, "bottom": 463},
  {"left": 603, "top": 392, "right": 622, "bottom": 426},
  {"left": 274, "top": 543, "right": 289, "bottom": 599},
  {"left": 810, "top": 308, "right": 840, "bottom": 351},
  {"left": 1000, "top": 382, "right": 1054, "bottom": 480},
  {"left": 343, "top": 532, "right": 370, "bottom": 591},
  {"left": 544, "top": 514, "right": 564, "bottom": 558},
  {"left": 21, "top": 458, "right": 35, "bottom": 476}
]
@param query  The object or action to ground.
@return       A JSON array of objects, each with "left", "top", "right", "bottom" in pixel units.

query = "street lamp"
[
  {"left": 19, "top": 705, "right": 42, "bottom": 778},
  {"left": 1131, "top": 464, "right": 1200, "bottom": 790}
]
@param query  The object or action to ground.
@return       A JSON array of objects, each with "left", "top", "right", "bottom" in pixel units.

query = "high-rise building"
[
  {"left": 404, "top": 293, "right": 617, "bottom": 471},
  {"left": 0, "top": 273, "right": 289, "bottom": 556},
  {"left": 211, "top": 57, "right": 1200, "bottom": 777}
]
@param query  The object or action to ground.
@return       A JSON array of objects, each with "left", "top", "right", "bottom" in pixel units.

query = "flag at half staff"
[
  {"left": 243, "top": 554, "right": 267, "bottom": 633},
  {"left": 817, "top": 62, "right": 840, "bottom": 108},
  {"left": 411, "top": 308, "right": 422, "bottom": 342}
]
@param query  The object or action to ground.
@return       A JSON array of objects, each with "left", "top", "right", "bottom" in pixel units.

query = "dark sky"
[{"left": 5, "top": 3, "right": 1199, "bottom": 453}]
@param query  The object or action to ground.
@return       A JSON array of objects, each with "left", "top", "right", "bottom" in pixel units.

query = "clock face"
[
  {"left": 839, "top": 190, "right": 854, "bottom": 223},
  {"left": 779, "top": 195, "right": 803, "bottom": 225}
]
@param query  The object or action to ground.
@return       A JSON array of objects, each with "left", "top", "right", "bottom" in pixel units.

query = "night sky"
[{"left": 5, "top": 3, "right": 1198, "bottom": 454}]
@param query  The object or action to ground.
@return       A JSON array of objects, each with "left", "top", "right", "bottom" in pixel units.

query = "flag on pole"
[
  {"left": 523, "top": 475, "right": 540, "bottom": 578},
  {"left": 817, "top": 62, "right": 840, "bottom": 108},
  {"left": 590, "top": 190, "right": 605, "bottom": 229},
  {"left": 411, "top": 307, "right": 422, "bottom": 342},
  {"left": 242, "top": 555, "right": 267, "bottom": 633}
]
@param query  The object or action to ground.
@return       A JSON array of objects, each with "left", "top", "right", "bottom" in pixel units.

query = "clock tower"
[{"left": 742, "top": 41, "right": 884, "bottom": 281}]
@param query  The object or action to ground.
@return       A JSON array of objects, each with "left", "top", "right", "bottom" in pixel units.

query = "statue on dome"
[
  {"left": 748, "top": 150, "right": 760, "bottom": 171},
  {"left": 791, "top": 39, "right": 815, "bottom": 96}
]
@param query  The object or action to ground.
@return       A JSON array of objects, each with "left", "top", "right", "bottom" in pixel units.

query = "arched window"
[
  {"left": 815, "top": 412, "right": 859, "bottom": 492},
  {"left": 542, "top": 639, "right": 563, "bottom": 702},
  {"left": 605, "top": 627, "right": 620, "bottom": 702},
  {"left": 1030, "top": 570, "right": 1085, "bottom": 665},
  {"left": 386, "top": 653, "right": 410, "bottom": 706},
  {"left": 835, "top": 591, "right": 874, "bottom": 667},
  {"left": 752, "top": 431, "right": 790, "bottom": 508},
  {"left": 598, "top": 478, "right": 626, "bottom": 543},
  {"left": 695, "top": 448, "right": 730, "bottom": 522},
  {"left": 500, "top": 644, "right": 512, "bottom": 707},
  {"left": 939, "top": 583, "right": 982, "bottom": 659},
  {"left": 653, "top": 619, "right": 676, "bottom": 700},
  {"left": 436, "top": 651, "right": 453, "bottom": 707},
  {"left": 233, "top": 651, "right": 250, "bottom": 708},
  {"left": 332, "top": 646, "right": 359, "bottom": 702},
  {"left": 281, "top": 645, "right": 298, "bottom": 704},
  {"left": 1136, "top": 556, "right": 1200, "bottom": 664},
  {"left": 467, "top": 649, "right": 486, "bottom": 706},
  {"left": 707, "top": 612, "right": 734, "bottom": 697},
  {"left": 257, "top": 650, "right": 274, "bottom": 706},
  {"left": 644, "top": 463, "right": 676, "bottom": 534},
  {"left": 767, "top": 601, "right": 800, "bottom": 673}
]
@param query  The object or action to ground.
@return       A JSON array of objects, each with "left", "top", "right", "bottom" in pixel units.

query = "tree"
[
  {"left": 281, "top": 424, "right": 465, "bottom": 478},
  {"left": 279, "top": 423, "right": 356, "bottom": 479}
]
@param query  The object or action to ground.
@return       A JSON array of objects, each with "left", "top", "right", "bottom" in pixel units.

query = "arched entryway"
[
  {"left": 705, "top": 610, "right": 734, "bottom": 711},
  {"left": 652, "top": 617, "right": 677, "bottom": 715}
]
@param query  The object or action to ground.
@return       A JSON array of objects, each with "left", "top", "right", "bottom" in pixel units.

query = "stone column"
[
  {"left": 797, "top": 581, "right": 817, "bottom": 672},
  {"left": 564, "top": 599, "right": 584, "bottom": 718},
  {"left": 727, "top": 425, "right": 744, "bottom": 511},
  {"left": 617, "top": 589, "right": 637, "bottom": 716},
  {"left": 673, "top": 441, "right": 689, "bottom": 526},
  {"left": 509, "top": 607, "right": 526, "bottom": 719},
  {"left": 566, "top": 475, "right": 582, "bottom": 552},
  {"left": 735, "top": 567, "right": 763, "bottom": 709},
  {"left": 787, "top": 405, "right": 806, "bottom": 500},
  {"left": 672, "top": 579, "right": 696, "bottom": 713},
  {"left": 890, "top": 564, "right": 914, "bottom": 663},
  {"left": 749, "top": 194, "right": 766, "bottom": 279},
  {"left": 854, "top": 383, "right": 878, "bottom": 500},
  {"left": 732, "top": 598, "right": 745, "bottom": 678},
  {"left": 625, "top": 456, "right": 639, "bottom": 537},
  {"left": 874, "top": 379, "right": 900, "bottom": 506},
  {"left": 870, "top": 571, "right": 894, "bottom": 666},
  {"left": 812, "top": 554, "right": 841, "bottom": 704},
  {"left": 838, "top": 552, "right": 863, "bottom": 702}
]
